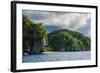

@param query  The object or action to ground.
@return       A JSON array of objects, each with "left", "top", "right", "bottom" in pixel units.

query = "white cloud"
[
  {"left": 36, "top": 12, "right": 91, "bottom": 31},
  {"left": 23, "top": 10, "right": 91, "bottom": 36}
]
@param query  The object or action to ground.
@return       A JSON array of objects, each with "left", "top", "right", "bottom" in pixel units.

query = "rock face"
[
  {"left": 23, "top": 39, "right": 46, "bottom": 55},
  {"left": 23, "top": 28, "right": 45, "bottom": 55},
  {"left": 31, "top": 40, "right": 44, "bottom": 54},
  {"left": 23, "top": 34, "right": 47, "bottom": 55}
]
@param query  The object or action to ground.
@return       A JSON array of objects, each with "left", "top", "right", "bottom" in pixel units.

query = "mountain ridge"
[{"left": 46, "top": 29, "right": 91, "bottom": 51}]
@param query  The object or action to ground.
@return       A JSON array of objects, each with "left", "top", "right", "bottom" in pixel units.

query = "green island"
[{"left": 23, "top": 16, "right": 91, "bottom": 55}]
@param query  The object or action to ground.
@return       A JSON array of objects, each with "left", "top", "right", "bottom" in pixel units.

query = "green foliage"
[
  {"left": 47, "top": 29, "right": 91, "bottom": 51},
  {"left": 33, "top": 23, "right": 46, "bottom": 40},
  {"left": 44, "top": 46, "right": 54, "bottom": 52},
  {"left": 23, "top": 16, "right": 46, "bottom": 41}
]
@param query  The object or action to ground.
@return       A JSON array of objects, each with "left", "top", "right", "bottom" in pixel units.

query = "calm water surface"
[{"left": 23, "top": 51, "right": 91, "bottom": 63}]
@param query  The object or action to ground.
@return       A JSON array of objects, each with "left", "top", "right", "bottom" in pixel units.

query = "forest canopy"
[{"left": 47, "top": 29, "right": 91, "bottom": 51}]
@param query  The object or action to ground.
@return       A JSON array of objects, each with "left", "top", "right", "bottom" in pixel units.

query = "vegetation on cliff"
[{"left": 23, "top": 16, "right": 47, "bottom": 54}]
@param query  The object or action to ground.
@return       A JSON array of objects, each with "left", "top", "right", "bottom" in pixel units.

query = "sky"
[{"left": 23, "top": 10, "right": 91, "bottom": 37}]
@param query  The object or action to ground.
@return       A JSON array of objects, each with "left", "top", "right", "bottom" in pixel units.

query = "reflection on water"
[{"left": 22, "top": 51, "right": 91, "bottom": 63}]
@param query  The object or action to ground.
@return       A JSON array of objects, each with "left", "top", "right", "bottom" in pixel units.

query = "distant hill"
[
  {"left": 45, "top": 25, "right": 62, "bottom": 33},
  {"left": 47, "top": 29, "right": 91, "bottom": 51}
]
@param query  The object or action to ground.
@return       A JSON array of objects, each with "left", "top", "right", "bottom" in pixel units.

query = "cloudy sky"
[{"left": 23, "top": 10, "right": 91, "bottom": 37}]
